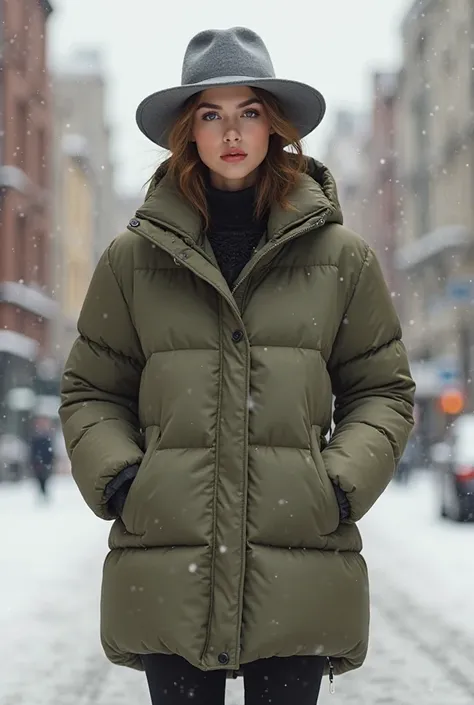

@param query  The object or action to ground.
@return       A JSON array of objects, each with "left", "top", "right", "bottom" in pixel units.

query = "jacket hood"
[{"left": 136, "top": 156, "right": 343, "bottom": 243}]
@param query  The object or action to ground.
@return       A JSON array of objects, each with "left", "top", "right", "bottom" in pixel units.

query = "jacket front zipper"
[{"left": 231, "top": 210, "right": 330, "bottom": 297}]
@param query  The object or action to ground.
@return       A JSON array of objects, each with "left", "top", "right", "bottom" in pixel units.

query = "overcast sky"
[{"left": 48, "top": 0, "right": 412, "bottom": 196}]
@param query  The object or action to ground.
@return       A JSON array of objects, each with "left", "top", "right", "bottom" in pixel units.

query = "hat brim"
[{"left": 136, "top": 76, "right": 326, "bottom": 149}]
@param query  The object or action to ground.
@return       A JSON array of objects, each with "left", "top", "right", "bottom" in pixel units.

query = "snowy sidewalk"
[
  {"left": 0, "top": 478, "right": 112, "bottom": 705},
  {"left": 0, "top": 473, "right": 473, "bottom": 704}
]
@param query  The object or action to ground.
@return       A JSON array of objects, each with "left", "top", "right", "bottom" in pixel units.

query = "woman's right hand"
[
  {"left": 104, "top": 464, "right": 139, "bottom": 516},
  {"left": 331, "top": 481, "right": 351, "bottom": 521}
]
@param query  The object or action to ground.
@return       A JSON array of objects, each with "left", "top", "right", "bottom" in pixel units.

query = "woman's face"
[{"left": 191, "top": 85, "right": 273, "bottom": 191}]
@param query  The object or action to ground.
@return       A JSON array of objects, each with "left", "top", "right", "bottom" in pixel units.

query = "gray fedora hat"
[{"left": 136, "top": 26, "right": 326, "bottom": 149}]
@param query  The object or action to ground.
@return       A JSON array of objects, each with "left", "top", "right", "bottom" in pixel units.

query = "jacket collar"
[{"left": 136, "top": 156, "right": 343, "bottom": 245}]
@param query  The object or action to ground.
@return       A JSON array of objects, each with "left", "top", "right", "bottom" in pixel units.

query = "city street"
[
  {"left": 1, "top": 2, "right": 473, "bottom": 704},
  {"left": 1, "top": 472, "right": 473, "bottom": 705}
]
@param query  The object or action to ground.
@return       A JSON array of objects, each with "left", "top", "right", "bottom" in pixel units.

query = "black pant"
[
  {"left": 37, "top": 475, "right": 49, "bottom": 495},
  {"left": 33, "top": 464, "right": 51, "bottom": 497},
  {"left": 33, "top": 473, "right": 51, "bottom": 499},
  {"left": 142, "top": 653, "right": 325, "bottom": 705}
]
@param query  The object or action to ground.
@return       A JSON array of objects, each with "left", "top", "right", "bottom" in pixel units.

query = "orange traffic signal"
[{"left": 438, "top": 388, "right": 465, "bottom": 415}]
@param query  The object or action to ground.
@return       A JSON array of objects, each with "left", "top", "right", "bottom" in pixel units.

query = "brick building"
[{"left": 0, "top": 0, "right": 56, "bottom": 441}]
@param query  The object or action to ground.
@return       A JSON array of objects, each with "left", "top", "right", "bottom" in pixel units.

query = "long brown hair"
[{"left": 165, "top": 87, "right": 306, "bottom": 229}]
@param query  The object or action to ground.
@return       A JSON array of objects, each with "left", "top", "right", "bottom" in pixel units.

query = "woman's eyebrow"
[{"left": 196, "top": 97, "right": 262, "bottom": 110}]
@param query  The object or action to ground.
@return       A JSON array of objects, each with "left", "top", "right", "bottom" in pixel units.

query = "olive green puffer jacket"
[{"left": 59, "top": 158, "right": 415, "bottom": 677}]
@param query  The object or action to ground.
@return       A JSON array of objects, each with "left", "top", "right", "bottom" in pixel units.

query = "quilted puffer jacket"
[{"left": 59, "top": 158, "right": 415, "bottom": 678}]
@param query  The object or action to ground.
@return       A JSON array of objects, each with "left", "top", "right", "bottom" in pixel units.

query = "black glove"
[
  {"left": 104, "top": 464, "right": 139, "bottom": 516},
  {"left": 331, "top": 481, "right": 351, "bottom": 521}
]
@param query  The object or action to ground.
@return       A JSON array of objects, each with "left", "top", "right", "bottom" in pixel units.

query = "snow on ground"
[
  {"left": 363, "top": 469, "right": 474, "bottom": 635},
  {"left": 0, "top": 478, "right": 111, "bottom": 705},
  {"left": 0, "top": 472, "right": 473, "bottom": 704},
  {"left": 326, "top": 470, "right": 474, "bottom": 704}
]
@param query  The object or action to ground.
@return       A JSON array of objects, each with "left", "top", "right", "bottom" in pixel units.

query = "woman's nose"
[{"left": 223, "top": 126, "right": 242, "bottom": 143}]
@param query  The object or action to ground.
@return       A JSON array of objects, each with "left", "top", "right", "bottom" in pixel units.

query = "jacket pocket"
[
  {"left": 121, "top": 425, "right": 161, "bottom": 536},
  {"left": 310, "top": 425, "right": 340, "bottom": 536}
]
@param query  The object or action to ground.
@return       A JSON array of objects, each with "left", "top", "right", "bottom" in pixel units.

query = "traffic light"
[{"left": 438, "top": 388, "right": 465, "bottom": 416}]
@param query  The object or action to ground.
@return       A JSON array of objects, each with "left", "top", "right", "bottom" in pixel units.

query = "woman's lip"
[{"left": 221, "top": 153, "right": 247, "bottom": 162}]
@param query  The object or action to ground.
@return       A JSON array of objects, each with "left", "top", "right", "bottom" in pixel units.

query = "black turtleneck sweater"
[{"left": 205, "top": 182, "right": 268, "bottom": 287}]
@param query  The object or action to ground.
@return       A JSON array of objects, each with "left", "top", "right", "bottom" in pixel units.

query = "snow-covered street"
[{"left": 1, "top": 472, "right": 473, "bottom": 705}]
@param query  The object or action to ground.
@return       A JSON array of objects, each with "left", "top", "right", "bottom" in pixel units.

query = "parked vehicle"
[{"left": 431, "top": 413, "right": 474, "bottom": 522}]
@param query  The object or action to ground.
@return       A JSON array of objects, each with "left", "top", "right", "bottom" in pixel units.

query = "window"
[
  {"left": 416, "top": 32, "right": 427, "bottom": 62},
  {"left": 15, "top": 101, "right": 28, "bottom": 170},
  {"left": 66, "top": 261, "right": 80, "bottom": 317},
  {"left": 417, "top": 173, "right": 430, "bottom": 237},
  {"left": 35, "top": 230, "right": 47, "bottom": 288},
  {"left": 442, "top": 48, "right": 454, "bottom": 76},
  {"left": 37, "top": 128, "right": 47, "bottom": 188},
  {"left": 15, "top": 213, "right": 27, "bottom": 283}
]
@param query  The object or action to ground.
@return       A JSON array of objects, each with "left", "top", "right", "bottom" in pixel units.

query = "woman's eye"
[
  {"left": 202, "top": 112, "right": 219, "bottom": 121},
  {"left": 200, "top": 109, "right": 260, "bottom": 121}
]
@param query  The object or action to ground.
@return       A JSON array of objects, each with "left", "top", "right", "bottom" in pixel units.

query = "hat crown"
[{"left": 181, "top": 27, "right": 276, "bottom": 85}]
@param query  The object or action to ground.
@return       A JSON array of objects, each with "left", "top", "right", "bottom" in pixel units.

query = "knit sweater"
[{"left": 205, "top": 182, "right": 267, "bottom": 287}]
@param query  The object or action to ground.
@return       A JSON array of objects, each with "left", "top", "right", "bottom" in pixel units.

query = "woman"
[{"left": 60, "top": 27, "right": 415, "bottom": 705}]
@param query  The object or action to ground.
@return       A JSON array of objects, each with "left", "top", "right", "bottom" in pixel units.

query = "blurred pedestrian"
[
  {"left": 30, "top": 416, "right": 54, "bottom": 500},
  {"left": 59, "top": 27, "right": 415, "bottom": 705}
]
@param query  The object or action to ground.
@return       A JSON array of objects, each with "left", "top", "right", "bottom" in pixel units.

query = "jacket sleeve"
[
  {"left": 324, "top": 245, "right": 415, "bottom": 522},
  {"left": 59, "top": 242, "right": 145, "bottom": 520}
]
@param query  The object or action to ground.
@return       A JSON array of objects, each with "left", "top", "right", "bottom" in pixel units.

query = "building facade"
[
  {"left": 322, "top": 110, "right": 370, "bottom": 237},
  {"left": 52, "top": 49, "right": 116, "bottom": 265},
  {"left": 0, "top": 0, "right": 56, "bottom": 447},
  {"left": 366, "top": 72, "right": 399, "bottom": 296},
  {"left": 395, "top": 0, "right": 474, "bottom": 444},
  {"left": 322, "top": 81, "right": 400, "bottom": 301},
  {"left": 50, "top": 131, "right": 95, "bottom": 364}
]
